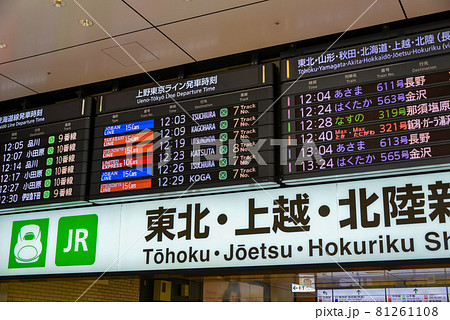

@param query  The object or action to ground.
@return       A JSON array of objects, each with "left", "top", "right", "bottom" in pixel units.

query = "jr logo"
[
  {"left": 55, "top": 214, "right": 98, "bottom": 266},
  {"left": 63, "top": 229, "right": 89, "bottom": 253}
]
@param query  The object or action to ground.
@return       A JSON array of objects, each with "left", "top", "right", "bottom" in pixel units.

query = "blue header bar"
[
  {"left": 104, "top": 119, "right": 154, "bottom": 136},
  {"left": 101, "top": 168, "right": 153, "bottom": 181}
]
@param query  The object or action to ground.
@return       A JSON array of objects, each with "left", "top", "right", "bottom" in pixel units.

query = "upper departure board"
[
  {"left": 281, "top": 28, "right": 450, "bottom": 81},
  {"left": 0, "top": 99, "right": 92, "bottom": 212},
  {"left": 90, "top": 64, "right": 276, "bottom": 202},
  {"left": 280, "top": 39, "right": 450, "bottom": 184}
]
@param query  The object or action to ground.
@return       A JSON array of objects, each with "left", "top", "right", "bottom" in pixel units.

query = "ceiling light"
[
  {"left": 51, "top": 0, "right": 66, "bottom": 7},
  {"left": 78, "top": 19, "right": 93, "bottom": 27},
  {"left": 0, "top": 43, "right": 7, "bottom": 49}
]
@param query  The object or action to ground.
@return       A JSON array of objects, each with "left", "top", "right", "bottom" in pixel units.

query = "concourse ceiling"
[{"left": 0, "top": 0, "right": 449, "bottom": 103}]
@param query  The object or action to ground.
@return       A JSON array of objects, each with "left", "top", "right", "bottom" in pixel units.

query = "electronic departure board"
[
  {"left": 0, "top": 99, "right": 92, "bottom": 212},
  {"left": 90, "top": 64, "right": 276, "bottom": 202},
  {"left": 280, "top": 31, "right": 450, "bottom": 184}
]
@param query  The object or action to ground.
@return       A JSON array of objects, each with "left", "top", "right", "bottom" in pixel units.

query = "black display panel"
[
  {"left": 0, "top": 99, "right": 92, "bottom": 212},
  {"left": 98, "top": 64, "right": 273, "bottom": 114},
  {"left": 281, "top": 28, "right": 450, "bottom": 81},
  {"left": 91, "top": 64, "right": 276, "bottom": 201},
  {"left": 280, "top": 52, "right": 450, "bottom": 183}
]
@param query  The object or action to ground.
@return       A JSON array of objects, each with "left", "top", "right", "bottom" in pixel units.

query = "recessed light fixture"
[
  {"left": 78, "top": 19, "right": 93, "bottom": 27},
  {"left": 0, "top": 43, "right": 7, "bottom": 49},
  {"left": 51, "top": 0, "right": 66, "bottom": 7}
]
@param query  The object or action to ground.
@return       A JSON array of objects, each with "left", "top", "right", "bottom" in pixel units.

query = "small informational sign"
[
  {"left": 333, "top": 288, "right": 386, "bottom": 302},
  {"left": 387, "top": 287, "right": 448, "bottom": 302},
  {"left": 292, "top": 276, "right": 315, "bottom": 292},
  {"left": 317, "top": 290, "right": 333, "bottom": 302}
]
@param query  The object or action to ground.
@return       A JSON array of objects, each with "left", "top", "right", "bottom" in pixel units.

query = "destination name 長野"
[{"left": 140, "top": 179, "right": 450, "bottom": 267}]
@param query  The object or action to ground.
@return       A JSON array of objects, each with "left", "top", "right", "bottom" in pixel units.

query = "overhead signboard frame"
[
  {"left": 0, "top": 99, "right": 93, "bottom": 214},
  {"left": 279, "top": 28, "right": 450, "bottom": 185},
  {"left": 1, "top": 172, "right": 449, "bottom": 278},
  {"left": 91, "top": 64, "right": 278, "bottom": 203}
]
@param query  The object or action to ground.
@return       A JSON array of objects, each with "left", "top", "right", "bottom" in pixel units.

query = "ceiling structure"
[{"left": 0, "top": 0, "right": 449, "bottom": 104}]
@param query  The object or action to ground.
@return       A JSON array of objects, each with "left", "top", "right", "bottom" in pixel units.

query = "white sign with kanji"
[
  {"left": 0, "top": 172, "right": 449, "bottom": 277},
  {"left": 117, "top": 172, "right": 450, "bottom": 272}
]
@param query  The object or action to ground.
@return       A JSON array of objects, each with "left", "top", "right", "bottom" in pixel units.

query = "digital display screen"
[
  {"left": 90, "top": 65, "right": 275, "bottom": 201},
  {"left": 280, "top": 54, "right": 450, "bottom": 182},
  {"left": 0, "top": 100, "right": 91, "bottom": 211},
  {"left": 281, "top": 28, "right": 450, "bottom": 81}
]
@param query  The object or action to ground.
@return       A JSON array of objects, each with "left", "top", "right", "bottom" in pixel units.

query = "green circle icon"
[
  {"left": 219, "top": 171, "right": 227, "bottom": 180},
  {"left": 220, "top": 108, "right": 228, "bottom": 117},
  {"left": 219, "top": 133, "right": 228, "bottom": 142},
  {"left": 220, "top": 121, "right": 228, "bottom": 130},
  {"left": 219, "top": 158, "right": 228, "bottom": 167},
  {"left": 219, "top": 146, "right": 228, "bottom": 154}
]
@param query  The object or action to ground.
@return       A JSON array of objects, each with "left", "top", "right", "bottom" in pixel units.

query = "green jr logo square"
[{"left": 55, "top": 214, "right": 98, "bottom": 266}]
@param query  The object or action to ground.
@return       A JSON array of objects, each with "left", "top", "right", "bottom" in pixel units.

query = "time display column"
[{"left": 0, "top": 140, "right": 23, "bottom": 204}]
